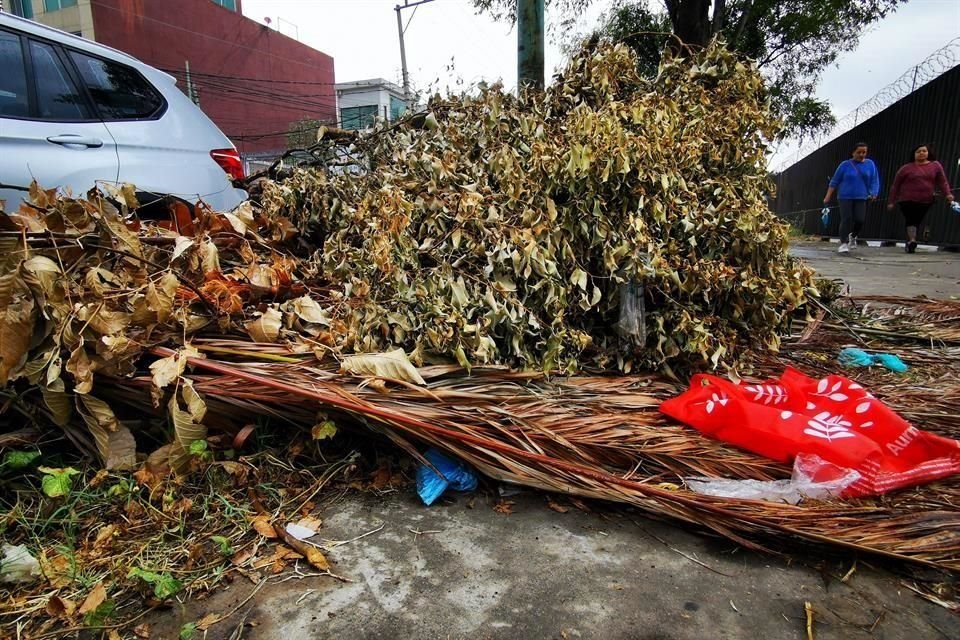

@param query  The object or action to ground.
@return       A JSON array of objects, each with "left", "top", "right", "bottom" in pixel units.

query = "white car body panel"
[{"left": 0, "top": 13, "right": 247, "bottom": 213}]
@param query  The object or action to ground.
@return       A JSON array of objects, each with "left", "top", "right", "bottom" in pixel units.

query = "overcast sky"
[{"left": 242, "top": 0, "right": 959, "bottom": 163}]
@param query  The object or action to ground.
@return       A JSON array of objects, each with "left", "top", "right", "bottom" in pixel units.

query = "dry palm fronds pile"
[
  {"left": 259, "top": 39, "right": 816, "bottom": 373},
  {"left": 86, "top": 336, "right": 957, "bottom": 575},
  {"left": 853, "top": 296, "right": 960, "bottom": 344}
]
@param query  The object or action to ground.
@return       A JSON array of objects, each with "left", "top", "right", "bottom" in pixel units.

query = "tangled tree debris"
[{"left": 259, "top": 40, "right": 816, "bottom": 373}]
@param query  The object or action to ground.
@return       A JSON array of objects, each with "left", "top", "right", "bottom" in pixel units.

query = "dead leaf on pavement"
[
  {"left": 133, "top": 623, "right": 151, "bottom": 638},
  {"left": 252, "top": 544, "right": 300, "bottom": 571},
  {"left": 300, "top": 545, "right": 330, "bottom": 572},
  {"left": 276, "top": 526, "right": 330, "bottom": 571},
  {"left": 494, "top": 500, "right": 515, "bottom": 515},
  {"left": 370, "top": 464, "right": 392, "bottom": 489},
  {"left": 78, "top": 582, "right": 106, "bottom": 615},
  {"left": 196, "top": 612, "right": 219, "bottom": 631},
  {"left": 546, "top": 498, "right": 569, "bottom": 513},
  {"left": 295, "top": 516, "right": 323, "bottom": 532},
  {"left": 569, "top": 498, "right": 592, "bottom": 513}
]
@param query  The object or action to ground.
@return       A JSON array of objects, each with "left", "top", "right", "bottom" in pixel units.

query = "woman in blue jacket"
[{"left": 822, "top": 142, "right": 881, "bottom": 253}]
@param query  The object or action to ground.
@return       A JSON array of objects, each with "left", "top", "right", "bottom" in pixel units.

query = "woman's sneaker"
[
  {"left": 848, "top": 234, "right": 858, "bottom": 250},
  {"left": 838, "top": 243, "right": 850, "bottom": 253}
]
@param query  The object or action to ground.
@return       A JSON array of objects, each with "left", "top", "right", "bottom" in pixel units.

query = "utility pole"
[
  {"left": 184, "top": 60, "right": 199, "bottom": 106},
  {"left": 517, "top": 0, "right": 544, "bottom": 90},
  {"left": 394, "top": 0, "right": 435, "bottom": 103}
]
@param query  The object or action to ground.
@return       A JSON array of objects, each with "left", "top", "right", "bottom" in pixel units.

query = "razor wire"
[{"left": 775, "top": 37, "right": 960, "bottom": 173}]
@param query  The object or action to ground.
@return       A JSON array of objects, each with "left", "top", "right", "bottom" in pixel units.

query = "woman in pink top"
[{"left": 887, "top": 144, "right": 955, "bottom": 253}]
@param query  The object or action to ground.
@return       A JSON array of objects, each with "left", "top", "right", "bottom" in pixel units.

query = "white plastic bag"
[
  {"left": 1, "top": 544, "right": 41, "bottom": 584},
  {"left": 685, "top": 454, "right": 860, "bottom": 505}
]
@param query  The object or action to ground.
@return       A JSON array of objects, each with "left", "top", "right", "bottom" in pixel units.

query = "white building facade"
[{"left": 336, "top": 79, "right": 407, "bottom": 130}]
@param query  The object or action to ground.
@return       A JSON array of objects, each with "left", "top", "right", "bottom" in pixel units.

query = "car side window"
[
  {"left": 29, "top": 40, "right": 91, "bottom": 120},
  {"left": 0, "top": 32, "right": 30, "bottom": 118},
  {"left": 68, "top": 51, "right": 163, "bottom": 120}
]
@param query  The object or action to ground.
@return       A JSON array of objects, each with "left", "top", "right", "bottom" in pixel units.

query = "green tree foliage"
[
  {"left": 472, "top": 0, "right": 905, "bottom": 140},
  {"left": 287, "top": 118, "right": 322, "bottom": 149}
]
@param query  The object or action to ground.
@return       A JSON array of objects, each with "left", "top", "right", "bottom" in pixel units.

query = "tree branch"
[
  {"left": 731, "top": 0, "right": 756, "bottom": 45},
  {"left": 759, "top": 39, "right": 807, "bottom": 68},
  {"left": 664, "top": 0, "right": 680, "bottom": 27}
]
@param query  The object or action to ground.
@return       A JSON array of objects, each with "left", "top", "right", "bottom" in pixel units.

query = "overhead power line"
[
  {"left": 167, "top": 71, "right": 338, "bottom": 112},
  {"left": 161, "top": 69, "right": 386, "bottom": 88}
]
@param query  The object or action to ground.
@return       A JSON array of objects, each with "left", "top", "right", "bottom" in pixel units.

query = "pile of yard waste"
[
  {"left": 2, "top": 41, "right": 959, "bottom": 638},
  {"left": 258, "top": 39, "right": 816, "bottom": 374}
]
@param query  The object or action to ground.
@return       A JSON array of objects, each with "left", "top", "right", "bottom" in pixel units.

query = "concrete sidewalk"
[
  {"left": 147, "top": 491, "right": 953, "bottom": 640},
  {"left": 791, "top": 240, "right": 960, "bottom": 299}
]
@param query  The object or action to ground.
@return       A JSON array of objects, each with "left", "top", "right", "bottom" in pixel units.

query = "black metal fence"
[{"left": 773, "top": 65, "right": 960, "bottom": 246}]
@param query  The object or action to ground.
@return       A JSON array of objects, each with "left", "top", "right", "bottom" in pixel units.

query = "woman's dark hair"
[
  {"left": 911, "top": 143, "right": 936, "bottom": 162},
  {"left": 852, "top": 142, "right": 868, "bottom": 153}
]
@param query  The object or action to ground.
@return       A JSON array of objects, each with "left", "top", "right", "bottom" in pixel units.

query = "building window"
[
  {"left": 211, "top": 0, "right": 237, "bottom": 11},
  {"left": 43, "top": 0, "right": 78, "bottom": 12},
  {"left": 9, "top": 0, "right": 34, "bottom": 19},
  {"left": 340, "top": 105, "right": 378, "bottom": 130},
  {"left": 389, "top": 96, "right": 406, "bottom": 122}
]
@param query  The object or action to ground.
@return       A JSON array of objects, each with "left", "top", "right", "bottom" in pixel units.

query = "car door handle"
[{"left": 46, "top": 135, "right": 104, "bottom": 148}]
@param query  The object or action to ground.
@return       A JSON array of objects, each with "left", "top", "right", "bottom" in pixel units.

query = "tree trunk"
[
  {"left": 711, "top": 0, "right": 726, "bottom": 35},
  {"left": 665, "top": 0, "right": 712, "bottom": 48}
]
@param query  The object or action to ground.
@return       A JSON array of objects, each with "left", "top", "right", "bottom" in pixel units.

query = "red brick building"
[{"left": 9, "top": 0, "right": 336, "bottom": 156}]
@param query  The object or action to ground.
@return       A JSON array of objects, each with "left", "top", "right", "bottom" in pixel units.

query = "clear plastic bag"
[
  {"left": 685, "top": 454, "right": 860, "bottom": 505},
  {"left": 615, "top": 281, "right": 646, "bottom": 345}
]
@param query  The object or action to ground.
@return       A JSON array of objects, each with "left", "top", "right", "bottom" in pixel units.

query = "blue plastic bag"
[
  {"left": 838, "top": 347, "right": 908, "bottom": 373},
  {"left": 951, "top": 201, "right": 960, "bottom": 214},
  {"left": 821, "top": 207, "right": 830, "bottom": 229},
  {"left": 416, "top": 448, "right": 478, "bottom": 506}
]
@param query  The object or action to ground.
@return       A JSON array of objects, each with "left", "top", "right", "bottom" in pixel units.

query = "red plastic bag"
[{"left": 660, "top": 367, "right": 960, "bottom": 497}]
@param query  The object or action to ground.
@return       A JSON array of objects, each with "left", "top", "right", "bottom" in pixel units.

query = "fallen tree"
[{"left": 259, "top": 39, "right": 817, "bottom": 374}]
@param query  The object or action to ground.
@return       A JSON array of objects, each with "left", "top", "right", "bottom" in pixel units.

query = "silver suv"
[{"left": 0, "top": 13, "right": 247, "bottom": 213}]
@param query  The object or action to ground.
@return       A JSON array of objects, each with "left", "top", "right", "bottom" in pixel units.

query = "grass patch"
[{"left": 0, "top": 432, "right": 400, "bottom": 638}]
